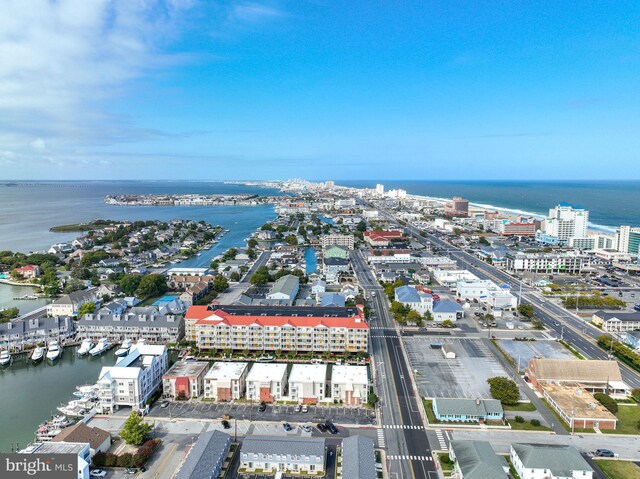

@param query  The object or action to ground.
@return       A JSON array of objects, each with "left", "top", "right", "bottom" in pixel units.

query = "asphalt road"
[
  {"left": 386, "top": 212, "right": 640, "bottom": 389},
  {"left": 351, "top": 251, "right": 437, "bottom": 479}
]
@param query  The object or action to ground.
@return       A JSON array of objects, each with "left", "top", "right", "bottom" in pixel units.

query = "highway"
[
  {"left": 388, "top": 213, "right": 640, "bottom": 389},
  {"left": 351, "top": 250, "right": 437, "bottom": 479}
]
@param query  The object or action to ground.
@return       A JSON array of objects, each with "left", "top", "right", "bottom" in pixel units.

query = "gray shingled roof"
[
  {"left": 512, "top": 444, "right": 592, "bottom": 477},
  {"left": 450, "top": 440, "right": 508, "bottom": 479},
  {"left": 269, "top": 274, "right": 300, "bottom": 297},
  {"left": 341, "top": 435, "right": 376, "bottom": 479},
  {"left": 174, "top": 430, "right": 230, "bottom": 479},
  {"left": 241, "top": 436, "right": 325, "bottom": 459}
]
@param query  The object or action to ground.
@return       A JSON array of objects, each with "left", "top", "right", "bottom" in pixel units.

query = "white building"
[
  {"left": 204, "top": 361, "right": 249, "bottom": 401},
  {"left": 20, "top": 442, "right": 91, "bottom": 479},
  {"left": 543, "top": 202, "right": 589, "bottom": 242},
  {"left": 321, "top": 234, "right": 355, "bottom": 250},
  {"left": 288, "top": 364, "right": 327, "bottom": 404},
  {"left": 505, "top": 251, "right": 591, "bottom": 274},
  {"left": 97, "top": 344, "right": 168, "bottom": 413},
  {"left": 510, "top": 443, "right": 593, "bottom": 479},
  {"left": 246, "top": 363, "right": 288, "bottom": 403},
  {"left": 47, "top": 288, "right": 98, "bottom": 317},
  {"left": 433, "top": 269, "right": 480, "bottom": 288},
  {"left": 456, "top": 280, "right": 518, "bottom": 309},
  {"left": 394, "top": 285, "right": 433, "bottom": 315},
  {"left": 375, "top": 184, "right": 384, "bottom": 196},
  {"left": 240, "top": 436, "right": 326, "bottom": 475},
  {"left": 331, "top": 365, "right": 368, "bottom": 406},
  {"left": 166, "top": 267, "right": 209, "bottom": 276}
]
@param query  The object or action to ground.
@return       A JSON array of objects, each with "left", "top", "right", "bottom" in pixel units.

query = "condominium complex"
[
  {"left": 184, "top": 305, "right": 369, "bottom": 354},
  {"left": 204, "top": 361, "right": 249, "bottom": 401},
  {"left": 444, "top": 196, "right": 469, "bottom": 217},
  {"left": 320, "top": 234, "right": 355, "bottom": 250},
  {"left": 543, "top": 202, "right": 589, "bottom": 243},
  {"left": 505, "top": 251, "right": 591, "bottom": 274}
]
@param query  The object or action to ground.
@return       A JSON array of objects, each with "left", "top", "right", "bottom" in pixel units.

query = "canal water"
[{"left": 305, "top": 247, "right": 318, "bottom": 274}]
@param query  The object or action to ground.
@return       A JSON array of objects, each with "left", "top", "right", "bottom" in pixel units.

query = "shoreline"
[{"left": 0, "top": 279, "right": 41, "bottom": 288}]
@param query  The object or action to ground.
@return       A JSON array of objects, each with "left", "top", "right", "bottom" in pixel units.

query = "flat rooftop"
[
  {"left": 289, "top": 364, "right": 327, "bottom": 383},
  {"left": 21, "top": 442, "right": 87, "bottom": 454},
  {"left": 331, "top": 365, "right": 368, "bottom": 385},
  {"left": 204, "top": 361, "right": 249, "bottom": 380},
  {"left": 246, "top": 362, "right": 288, "bottom": 381},
  {"left": 163, "top": 360, "right": 210, "bottom": 378},
  {"left": 542, "top": 382, "right": 617, "bottom": 421}
]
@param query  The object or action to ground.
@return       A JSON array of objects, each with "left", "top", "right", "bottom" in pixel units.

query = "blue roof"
[
  {"left": 433, "top": 300, "right": 463, "bottom": 313},
  {"left": 395, "top": 285, "right": 422, "bottom": 303},
  {"left": 320, "top": 293, "right": 346, "bottom": 307}
]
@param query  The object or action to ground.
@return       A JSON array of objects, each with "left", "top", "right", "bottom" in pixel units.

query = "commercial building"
[
  {"left": 526, "top": 358, "right": 629, "bottom": 398},
  {"left": 444, "top": 197, "right": 469, "bottom": 217},
  {"left": 341, "top": 436, "right": 376, "bottom": 479},
  {"left": 162, "top": 360, "right": 210, "bottom": 399},
  {"left": 432, "top": 398, "right": 504, "bottom": 423},
  {"left": 331, "top": 365, "right": 369, "bottom": 405},
  {"left": 592, "top": 310, "right": 640, "bottom": 332},
  {"left": 321, "top": 234, "right": 355, "bottom": 250},
  {"left": 501, "top": 222, "right": 537, "bottom": 237},
  {"left": 448, "top": 440, "right": 508, "bottom": 479},
  {"left": 240, "top": 436, "right": 326, "bottom": 475},
  {"left": 433, "top": 269, "right": 479, "bottom": 288},
  {"left": 394, "top": 285, "right": 433, "bottom": 315},
  {"left": 540, "top": 382, "right": 617, "bottom": 430},
  {"left": 174, "top": 430, "right": 231, "bottom": 479},
  {"left": 363, "top": 231, "right": 404, "bottom": 247},
  {"left": 19, "top": 442, "right": 91, "bottom": 479},
  {"left": 53, "top": 422, "right": 111, "bottom": 455},
  {"left": 204, "top": 361, "right": 249, "bottom": 401},
  {"left": 543, "top": 202, "right": 589, "bottom": 243},
  {"left": 505, "top": 251, "right": 591, "bottom": 274},
  {"left": 456, "top": 280, "right": 518, "bottom": 309},
  {"left": 185, "top": 305, "right": 369, "bottom": 354},
  {"left": 433, "top": 300, "right": 464, "bottom": 322},
  {"left": 77, "top": 307, "right": 184, "bottom": 343},
  {"left": 266, "top": 274, "right": 300, "bottom": 305},
  {"left": 97, "top": 344, "right": 168, "bottom": 413},
  {"left": 47, "top": 288, "right": 98, "bottom": 317},
  {"left": 246, "top": 362, "right": 288, "bottom": 402},
  {"left": 288, "top": 364, "right": 327, "bottom": 404},
  {"left": 510, "top": 444, "right": 593, "bottom": 479}
]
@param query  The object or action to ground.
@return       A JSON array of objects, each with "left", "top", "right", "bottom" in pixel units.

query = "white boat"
[
  {"left": 257, "top": 355, "right": 275, "bottom": 363},
  {"left": 46, "top": 341, "right": 62, "bottom": 361},
  {"left": 0, "top": 350, "right": 11, "bottom": 366},
  {"left": 31, "top": 346, "right": 45, "bottom": 362},
  {"left": 89, "top": 338, "right": 110, "bottom": 357},
  {"left": 77, "top": 338, "right": 94, "bottom": 356},
  {"left": 114, "top": 339, "right": 132, "bottom": 357}
]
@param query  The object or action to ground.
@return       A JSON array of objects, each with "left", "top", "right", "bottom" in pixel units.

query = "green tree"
[
  {"left": 406, "top": 310, "right": 423, "bottom": 325},
  {"left": 136, "top": 274, "right": 167, "bottom": 299},
  {"left": 441, "top": 319, "right": 455, "bottom": 328},
  {"left": 77, "top": 302, "right": 96, "bottom": 317},
  {"left": 0, "top": 307, "right": 20, "bottom": 323},
  {"left": 367, "top": 391, "right": 379, "bottom": 407},
  {"left": 229, "top": 271, "right": 241, "bottom": 282},
  {"left": 487, "top": 377, "right": 519, "bottom": 405},
  {"left": 356, "top": 220, "right": 367, "bottom": 232},
  {"left": 118, "top": 274, "right": 142, "bottom": 296},
  {"left": 284, "top": 234, "right": 298, "bottom": 245},
  {"left": 119, "top": 412, "right": 152, "bottom": 445},
  {"left": 247, "top": 238, "right": 258, "bottom": 248},
  {"left": 517, "top": 304, "right": 535, "bottom": 318},
  {"left": 212, "top": 275, "right": 229, "bottom": 292},
  {"left": 631, "top": 388, "right": 640, "bottom": 403},
  {"left": 478, "top": 237, "right": 490, "bottom": 246}
]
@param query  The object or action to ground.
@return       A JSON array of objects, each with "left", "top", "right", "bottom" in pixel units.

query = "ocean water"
[{"left": 339, "top": 180, "right": 640, "bottom": 232}]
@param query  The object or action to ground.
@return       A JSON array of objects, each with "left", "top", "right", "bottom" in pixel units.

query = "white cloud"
[{"left": 30, "top": 138, "right": 46, "bottom": 151}]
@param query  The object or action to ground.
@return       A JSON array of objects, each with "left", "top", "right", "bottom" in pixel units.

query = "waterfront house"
[
  {"left": 203, "top": 361, "right": 249, "bottom": 401},
  {"left": 162, "top": 360, "right": 210, "bottom": 399},
  {"left": 323, "top": 257, "right": 350, "bottom": 283},
  {"left": 288, "top": 363, "right": 327, "bottom": 404},
  {"left": 510, "top": 444, "right": 593, "bottom": 479},
  {"left": 53, "top": 422, "right": 111, "bottom": 455},
  {"left": 174, "top": 430, "right": 231, "bottom": 479},
  {"left": 0, "top": 315, "right": 75, "bottom": 349},
  {"left": 240, "top": 436, "right": 326, "bottom": 475},
  {"left": 47, "top": 288, "right": 98, "bottom": 317},
  {"left": 246, "top": 363, "right": 288, "bottom": 402},
  {"left": 432, "top": 398, "right": 504, "bottom": 423},
  {"left": 449, "top": 440, "right": 508, "bottom": 479},
  {"left": 13, "top": 264, "right": 40, "bottom": 279}
]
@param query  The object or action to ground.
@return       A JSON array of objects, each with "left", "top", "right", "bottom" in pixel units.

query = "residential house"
[
  {"left": 53, "top": 422, "right": 111, "bottom": 455},
  {"left": 592, "top": 310, "right": 640, "bottom": 332},
  {"left": 162, "top": 360, "right": 210, "bottom": 399},
  {"left": 394, "top": 285, "right": 433, "bottom": 315},
  {"left": 311, "top": 279, "right": 327, "bottom": 297},
  {"left": 204, "top": 362, "right": 249, "bottom": 401},
  {"left": 448, "top": 440, "right": 508, "bottom": 479},
  {"left": 321, "top": 234, "right": 355, "bottom": 250},
  {"left": 0, "top": 315, "right": 75, "bottom": 350},
  {"left": 331, "top": 365, "right": 368, "bottom": 405},
  {"left": 623, "top": 331, "right": 640, "bottom": 350},
  {"left": 323, "top": 257, "right": 350, "bottom": 283},
  {"left": 47, "top": 288, "right": 98, "bottom": 317},
  {"left": 288, "top": 364, "right": 327, "bottom": 404},
  {"left": 174, "top": 430, "right": 231, "bottom": 479},
  {"left": 246, "top": 363, "right": 288, "bottom": 402},
  {"left": 432, "top": 398, "right": 504, "bottom": 423},
  {"left": 510, "top": 444, "right": 593, "bottom": 479},
  {"left": 320, "top": 292, "right": 346, "bottom": 307},
  {"left": 13, "top": 264, "right": 40, "bottom": 279},
  {"left": 324, "top": 245, "right": 350, "bottom": 259},
  {"left": 266, "top": 275, "right": 300, "bottom": 305},
  {"left": 240, "top": 436, "right": 326, "bottom": 475}
]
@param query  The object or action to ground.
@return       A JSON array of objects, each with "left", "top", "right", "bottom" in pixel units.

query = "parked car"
[
  {"left": 222, "top": 420, "right": 231, "bottom": 429},
  {"left": 294, "top": 404, "right": 301, "bottom": 413},
  {"left": 283, "top": 423, "right": 292, "bottom": 431},
  {"left": 595, "top": 449, "right": 615, "bottom": 458},
  {"left": 325, "top": 421, "right": 339, "bottom": 434},
  {"left": 301, "top": 425, "right": 312, "bottom": 432},
  {"left": 160, "top": 400, "right": 170, "bottom": 408},
  {"left": 259, "top": 402, "right": 267, "bottom": 412},
  {"left": 316, "top": 423, "right": 327, "bottom": 432},
  {"left": 90, "top": 470, "right": 107, "bottom": 478},
  {"left": 124, "top": 469, "right": 137, "bottom": 475},
  {"left": 302, "top": 405, "right": 308, "bottom": 413}
]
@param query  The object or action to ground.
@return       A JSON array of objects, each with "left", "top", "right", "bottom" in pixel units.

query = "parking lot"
[
  {"left": 497, "top": 339, "right": 575, "bottom": 372},
  {"left": 148, "top": 400, "right": 375, "bottom": 426},
  {"left": 405, "top": 337, "right": 514, "bottom": 399}
]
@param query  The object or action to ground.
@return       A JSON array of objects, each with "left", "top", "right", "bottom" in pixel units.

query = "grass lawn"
[
  {"left": 603, "top": 405, "right": 640, "bottom": 435},
  {"left": 594, "top": 459, "right": 640, "bottom": 479},
  {"left": 424, "top": 400, "right": 440, "bottom": 424},
  {"left": 437, "top": 453, "right": 454, "bottom": 473},
  {"left": 508, "top": 420, "right": 552, "bottom": 432},
  {"left": 503, "top": 402, "right": 536, "bottom": 412}
]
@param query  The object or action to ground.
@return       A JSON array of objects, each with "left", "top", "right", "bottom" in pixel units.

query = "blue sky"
[{"left": 1, "top": 1, "right": 639, "bottom": 180}]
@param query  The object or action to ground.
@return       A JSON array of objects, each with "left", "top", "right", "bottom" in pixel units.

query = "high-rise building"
[
  {"left": 616, "top": 225, "right": 640, "bottom": 254},
  {"left": 444, "top": 196, "right": 469, "bottom": 217},
  {"left": 375, "top": 183, "right": 385, "bottom": 196},
  {"left": 543, "top": 202, "right": 588, "bottom": 242}
]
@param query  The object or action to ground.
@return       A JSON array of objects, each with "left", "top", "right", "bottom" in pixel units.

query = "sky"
[{"left": 0, "top": 0, "right": 639, "bottom": 180}]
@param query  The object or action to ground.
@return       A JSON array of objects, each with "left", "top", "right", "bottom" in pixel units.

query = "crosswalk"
[
  {"left": 435, "top": 429, "right": 447, "bottom": 450},
  {"left": 387, "top": 455, "right": 433, "bottom": 462},
  {"left": 377, "top": 428, "right": 386, "bottom": 448},
  {"left": 371, "top": 335, "right": 399, "bottom": 339},
  {"left": 382, "top": 424, "right": 424, "bottom": 430}
]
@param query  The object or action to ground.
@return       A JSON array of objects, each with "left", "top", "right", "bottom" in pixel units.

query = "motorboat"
[
  {"left": 31, "top": 346, "right": 45, "bottom": 363},
  {"left": 256, "top": 355, "right": 275, "bottom": 363},
  {"left": 114, "top": 339, "right": 132, "bottom": 357},
  {"left": 89, "top": 338, "right": 110, "bottom": 357},
  {"left": 77, "top": 338, "right": 94, "bottom": 356},
  {"left": 46, "top": 341, "right": 62, "bottom": 361},
  {"left": 0, "top": 350, "right": 11, "bottom": 366}
]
